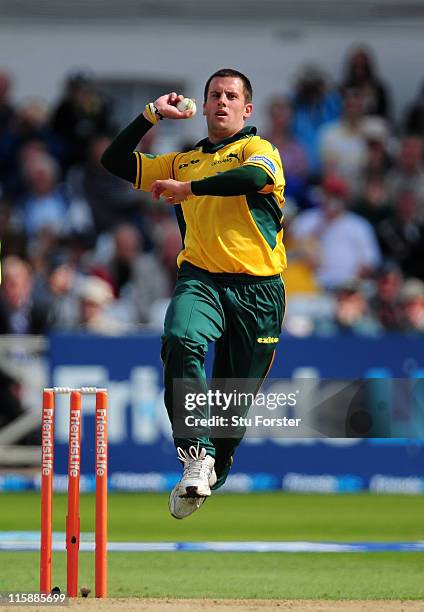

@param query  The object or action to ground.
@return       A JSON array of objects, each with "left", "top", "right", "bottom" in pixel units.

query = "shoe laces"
[{"left": 177, "top": 444, "right": 210, "bottom": 481}]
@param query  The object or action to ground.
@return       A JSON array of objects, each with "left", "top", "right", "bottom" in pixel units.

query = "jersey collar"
[{"left": 196, "top": 125, "right": 257, "bottom": 153}]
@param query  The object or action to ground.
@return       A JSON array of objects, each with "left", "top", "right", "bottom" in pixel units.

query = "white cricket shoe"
[
  {"left": 168, "top": 445, "right": 216, "bottom": 520},
  {"left": 168, "top": 485, "right": 206, "bottom": 519}
]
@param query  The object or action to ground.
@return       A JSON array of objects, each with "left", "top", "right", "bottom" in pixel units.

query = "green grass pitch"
[{"left": 0, "top": 491, "right": 423, "bottom": 599}]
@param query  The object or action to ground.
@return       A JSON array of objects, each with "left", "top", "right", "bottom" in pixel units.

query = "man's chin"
[
  {"left": 209, "top": 121, "right": 240, "bottom": 139},
  {"left": 211, "top": 118, "right": 229, "bottom": 128}
]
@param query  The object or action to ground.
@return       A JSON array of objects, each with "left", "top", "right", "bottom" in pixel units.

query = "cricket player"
[{"left": 102, "top": 68, "right": 286, "bottom": 519}]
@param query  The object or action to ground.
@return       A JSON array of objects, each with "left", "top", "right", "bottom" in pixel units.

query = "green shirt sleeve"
[
  {"left": 101, "top": 114, "right": 154, "bottom": 182},
  {"left": 191, "top": 165, "right": 271, "bottom": 197}
]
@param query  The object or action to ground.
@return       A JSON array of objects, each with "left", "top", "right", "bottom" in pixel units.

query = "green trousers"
[{"left": 161, "top": 262, "right": 285, "bottom": 489}]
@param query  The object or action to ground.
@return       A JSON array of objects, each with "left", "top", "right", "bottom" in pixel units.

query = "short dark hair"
[{"left": 204, "top": 68, "right": 252, "bottom": 104}]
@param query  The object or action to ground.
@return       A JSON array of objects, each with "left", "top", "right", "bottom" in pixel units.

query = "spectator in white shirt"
[
  {"left": 319, "top": 88, "right": 367, "bottom": 194},
  {"left": 291, "top": 175, "right": 381, "bottom": 289}
]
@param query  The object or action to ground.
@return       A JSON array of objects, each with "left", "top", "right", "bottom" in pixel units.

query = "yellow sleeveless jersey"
[{"left": 133, "top": 126, "right": 286, "bottom": 276}]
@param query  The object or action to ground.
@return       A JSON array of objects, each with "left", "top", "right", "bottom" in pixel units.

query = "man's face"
[
  {"left": 203, "top": 76, "right": 253, "bottom": 141},
  {"left": 322, "top": 195, "right": 345, "bottom": 219}
]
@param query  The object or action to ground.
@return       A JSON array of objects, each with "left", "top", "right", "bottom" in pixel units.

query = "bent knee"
[{"left": 161, "top": 331, "right": 207, "bottom": 357}]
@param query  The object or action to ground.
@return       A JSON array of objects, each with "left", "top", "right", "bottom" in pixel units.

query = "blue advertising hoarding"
[{"left": 46, "top": 333, "right": 424, "bottom": 494}]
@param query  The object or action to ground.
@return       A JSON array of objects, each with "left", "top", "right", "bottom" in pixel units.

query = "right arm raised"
[
  {"left": 100, "top": 113, "right": 153, "bottom": 183},
  {"left": 101, "top": 93, "right": 194, "bottom": 183}
]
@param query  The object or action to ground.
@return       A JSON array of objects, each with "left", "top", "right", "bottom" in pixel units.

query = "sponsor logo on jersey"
[
  {"left": 179, "top": 159, "right": 200, "bottom": 169},
  {"left": 212, "top": 153, "right": 239, "bottom": 166},
  {"left": 257, "top": 336, "right": 279, "bottom": 344},
  {"left": 247, "top": 155, "right": 276, "bottom": 174}
]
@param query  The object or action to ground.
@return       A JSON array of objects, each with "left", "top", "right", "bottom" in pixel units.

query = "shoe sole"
[{"left": 169, "top": 496, "right": 206, "bottom": 519}]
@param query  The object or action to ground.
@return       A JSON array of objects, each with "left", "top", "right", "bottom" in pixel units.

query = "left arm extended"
[{"left": 151, "top": 165, "right": 271, "bottom": 204}]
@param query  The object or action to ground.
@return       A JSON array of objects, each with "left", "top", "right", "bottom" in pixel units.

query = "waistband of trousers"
[{"left": 179, "top": 261, "right": 282, "bottom": 284}]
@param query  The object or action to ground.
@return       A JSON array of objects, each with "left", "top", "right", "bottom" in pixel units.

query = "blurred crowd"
[{"left": 0, "top": 46, "right": 424, "bottom": 337}]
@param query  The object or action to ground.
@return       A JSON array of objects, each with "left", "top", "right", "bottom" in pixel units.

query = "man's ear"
[
  {"left": 203, "top": 103, "right": 207, "bottom": 116},
  {"left": 243, "top": 103, "right": 253, "bottom": 120}
]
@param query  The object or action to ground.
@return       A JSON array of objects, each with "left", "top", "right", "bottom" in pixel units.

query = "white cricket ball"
[{"left": 177, "top": 98, "right": 196, "bottom": 116}]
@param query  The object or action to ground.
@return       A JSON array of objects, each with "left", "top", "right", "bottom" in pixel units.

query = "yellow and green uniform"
[
  {"left": 133, "top": 126, "right": 287, "bottom": 276},
  {"left": 101, "top": 114, "right": 286, "bottom": 488}
]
